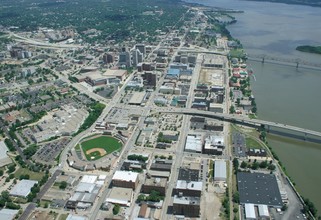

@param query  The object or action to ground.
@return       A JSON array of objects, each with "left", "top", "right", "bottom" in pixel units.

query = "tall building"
[
  {"left": 135, "top": 44, "right": 146, "bottom": 56},
  {"left": 119, "top": 51, "right": 131, "bottom": 67},
  {"left": 131, "top": 49, "right": 143, "bottom": 67},
  {"left": 144, "top": 71, "right": 157, "bottom": 87},
  {"left": 103, "top": 53, "right": 114, "bottom": 64}
]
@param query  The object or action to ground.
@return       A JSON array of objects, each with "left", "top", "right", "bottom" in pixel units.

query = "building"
[
  {"left": 138, "top": 204, "right": 149, "bottom": 218},
  {"left": 0, "top": 209, "right": 19, "bottom": 220},
  {"left": 150, "top": 163, "right": 172, "bottom": 172},
  {"left": 136, "top": 44, "right": 146, "bottom": 56},
  {"left": 203, "top": 135, "right": 224, "bottom": 155},
  {"left": 112, "top": 171, "right": 139, "bottom": 189},
  {"left": 106, "top": 187, "right": 133, "bottom": 207},
  {"left": 247, "top": 148, "right": 267, "bottom": 157},
  {"left": 103, "top": 53, "right": 114, "bottom": 64},
  {"left": 66, "top": 214, "right": 87, "bottom": 220},
  {"left": 0, "top": 140, "right": 12, "bottom": 167},
  {"left": 214, "top": 160, "right": 227, "bottom": 181},
  {"left": 173, "top": 180, "right": 203, "bottom": 197},
  {"left": 144, "top": 71, "right": 157, "bottom": 87},
  {"left": 103, "top": 69, "right": 127, "bottom": 81},
  {"left": 185, "top": 135, "right": 203, "bottom": 153},
  {"left": 178, "top": 168, "right": 199, "bottom": 182},
  {"left": 10, "top": 180, "right": 38, "bottom": 197},
  {"left": 258, "top": 204, "right": 270, "bottom": 218},
  {"left": 141, "top": 177, "right": 167, "bottom": 196},
  {"left": 244, "top": 203, "right": 256, "bottom": 220},
  {"left": 132, "top": 49, "right": 144, "bottom": 67},
  {"left": 129, "top": 92, "right": 146, "bottom": 105},
  {"left": 119, "top": 51, "right": 131, "bottom": 67},
  {"left": 148, "top": 170, "right": 171, "bottom": 179},
  {"left": 21, "top": 67, "right": 36, "bottom": 77},
  {"left": 237, "top": 172, "right": 283, "bottom": 208},
  {"left": 173, "top": 195, "right": 200, "bottom": 217}
]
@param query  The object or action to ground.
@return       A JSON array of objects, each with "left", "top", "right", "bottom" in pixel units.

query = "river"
[{"left": 186, "top": 0, "right": 321, "bottom": 213}]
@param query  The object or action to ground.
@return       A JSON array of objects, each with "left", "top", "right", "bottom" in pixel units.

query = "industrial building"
[
  {"left": 112, "top": 171, "right": 139, "bottom": 189},
  {"left": 237, "top": 172, "right": 283, "bottom": 208},
  {"left": 184, "top": 135, "right": 203, "bottom": 153},
  {"left": 0, "top": 140, "right": 12, "bottom": 167},
  {"left": 10, "top": 180, "right": 38, "bottom": 197},
  {"left": 106, "top": 187, "right": 133, "bottom": 207},
  {"left": 0, "top": 209, "right": 19, "bottom": 220},
  {"left": 128, "top": 92, "right": 146, "bottom": 105},
  {"left": 173, "top": 180, "right": 203, "bottom": 197},
  {"left": 214, "top": 160, "right": 227, "bottom": 181},
  {"left": 141, "top": 177, "right": 167, "bottom": 196},
  {"left": 173, "top": 195, "right": 200, "bottom": 217},
  {"left": 203, "top": 135, "right": 225, "bottom": 155}
]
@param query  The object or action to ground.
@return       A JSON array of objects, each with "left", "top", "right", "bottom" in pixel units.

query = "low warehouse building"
[
  {"left": 112, "top": 171, "right": 139, "bottom": 189},
  {"left": 106, "top": 187, "right": 133, "bottom": 206},
  {"left": 214, "top": 160, "right": 227, "bottom": 181},
  {"left": 9, "top": 180, "right": 38, "bottom": 197},
  {"left": 0, "top": 140, "right": 12, "bottom": 167}
]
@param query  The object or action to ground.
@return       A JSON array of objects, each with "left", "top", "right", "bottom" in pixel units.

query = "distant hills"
[{"left": 245, "top": 0, "right": 321, "bottom": 7}]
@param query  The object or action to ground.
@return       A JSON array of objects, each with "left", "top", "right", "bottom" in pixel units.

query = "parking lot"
[{"left": 33, "top": 137, "right": 71, "bottom": 164}]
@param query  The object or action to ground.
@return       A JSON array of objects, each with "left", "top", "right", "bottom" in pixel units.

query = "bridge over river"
[{"left": 155, "top": 108, "right": 321, "bottom": 142}]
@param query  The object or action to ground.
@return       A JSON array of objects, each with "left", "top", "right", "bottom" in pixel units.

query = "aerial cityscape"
[{"left": 0, "top": 0, "right": 321, "bottom": 220}]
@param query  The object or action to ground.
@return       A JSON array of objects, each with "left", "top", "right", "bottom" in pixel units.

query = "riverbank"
[{"left": 296, "top": 45, "right": 321, "bottom": 55}]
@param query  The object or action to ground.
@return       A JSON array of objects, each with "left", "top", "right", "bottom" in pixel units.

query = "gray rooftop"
[{"left": 237, "top": 172, "right": 283, "bottom": 207}]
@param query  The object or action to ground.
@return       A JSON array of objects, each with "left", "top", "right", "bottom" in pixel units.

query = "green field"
[
  {"left": 80, "top": 136, "right": 122, "bottom": 161},
  {"left": 245, "top": 137, "right": 263, "bottom": 149},
  {"left": 14, "top": 168, "right": 45, "bottom": 181}
]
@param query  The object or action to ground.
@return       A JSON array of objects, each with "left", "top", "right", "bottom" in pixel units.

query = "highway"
[{"left": 155, "top": 108, "right": 321, "bottom": 139}]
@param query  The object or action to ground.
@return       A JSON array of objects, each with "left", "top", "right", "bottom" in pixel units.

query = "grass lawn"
[
  {"left": 80, "top": 135, "right": 122, "bottom": 161},
  {"left": 245, "top": 137, "right": 263, "bottom": 149},
  {"left": 58, "top": 214, "right": 69, "bottom": 220},
  {"left": 14, "top": 168, "right": 44, "bottom": 181}
]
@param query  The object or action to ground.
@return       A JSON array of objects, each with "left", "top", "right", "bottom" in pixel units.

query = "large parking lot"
[{"left": 33, "top": 137, "right": 71, "bottom": 165}]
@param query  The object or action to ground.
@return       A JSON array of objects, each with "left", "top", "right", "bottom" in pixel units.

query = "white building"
[
  {"left": 214, "top": 160, "right": 227, "bottom": 181},
  {"left": 185, "top": 135, "right": 203, "bottom": 153},
  {"left": 0, "top": 141, "right": 12, "bottom": 167},
  {"left": 244, "top": 203, "right": 256, "bottom": 220},
  {"left": 10, "top": 180, "right": 38, "bottom": 197}
]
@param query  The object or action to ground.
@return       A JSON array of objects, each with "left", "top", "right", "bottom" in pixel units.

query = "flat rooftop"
[
  {"left": 10, "top": 180, "right": 38, "bottom": 197},
  {"left": 237, "top": 172, "right": 283, "bottom": 207},
  {"left": 106, "top": 187, "right": 133, "bottom": 207},
  {"left": 173, "top": 195, "right": 200, "bottom": 205},
  {"left": 175, "top": 180, "right": 203, "bottom": 191},
  {"left": 112, "top": 171, "right": 138, "bottom": 182}
]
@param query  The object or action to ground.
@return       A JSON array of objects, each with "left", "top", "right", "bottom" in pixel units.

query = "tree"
[
  {"left": 0, "top": 170, "right": 3, "bottom": 176},
  {"left": 229, "top": 105, "right": 236, "bottom": 114},
  {"left": 232, "top": 192, "right": 240, "bottom": 203},
  {"left": 113, "top": 204, "right": 120, "bottom": 215},
  {"left": 137, "top": 194, "right": 146, "bottom": 202},
  {"left": 251, "top": 162, "right": 259, "bottom": 170},
  {"left": 240, "top": 161, "right": 247, "bottom": 169},
  {"left": 59, "top": 181, "right": 67, "bottom": 190},
  {"left": 259, "top": 161, "right": 268, "bottom": 169},
  {"left": 268, "top": 164, "right": 276, "bottom": 171}
]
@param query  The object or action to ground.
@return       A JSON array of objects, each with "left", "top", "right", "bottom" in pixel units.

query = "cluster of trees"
[
  {"left": 0, "top": 191, "right": 21, "bottom": 210},
  {"left": 137, "top": 190, "right": 164, "bottom": 203},
  {"left": 0, "top": 0, "right": 186, "bottom": 44},
  {"left": 113, "top": 204, "right": 120, "bottom": 215},
  {"left": 127, "top": 154, "right": 148, "bottom": 162},
  {"left": 157, "top": 132, "right": 172, "bottom": 143},
  {"left": 240, "top": 160, "right": 276, "bottom": 171},
  {"left": 23, "top": 145, "right": 39, "bottom": 160},
  {"left": 76, "top": 102, "right": 105, "bottom": 134},
  {"left": 4, "top": 138, "right": 16, "bottom": 151}
]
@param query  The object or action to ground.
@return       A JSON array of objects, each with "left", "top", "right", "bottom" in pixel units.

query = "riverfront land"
[{"left": 296, "top": 45, "right": 321, "bottom": 55}]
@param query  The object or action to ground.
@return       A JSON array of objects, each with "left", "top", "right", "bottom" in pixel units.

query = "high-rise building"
[
  {"left": 131, "top": 49, "right": 144, "bottom": 67},
  {"left": 144, "top": 71, "right": 157, "bottom": 87},
  {"left": 135, "top": 44, "right": 146, "bottom": 56},
  {"left": 119, "top": 51, "right": 131, "bottom": 67},
  {"left": 103, "top": 53, "right": 114, "bottom": 64}
]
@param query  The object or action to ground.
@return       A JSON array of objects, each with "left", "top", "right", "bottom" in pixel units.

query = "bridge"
[{"left": 155, "top": 108, "right": 321, "bottom": 141}]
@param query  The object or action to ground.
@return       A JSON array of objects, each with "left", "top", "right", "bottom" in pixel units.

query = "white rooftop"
[
  {"left": 214, "top": 160, "right": 227, "bottom": 180},
  {"left": 0, "top": 209, "right": 19, "bottom": 220},
  {"left": 10, "top": 180, "right": 38, "bottom": 197},
  {"left": 112, "top": 171, "right": 138, "bottom": 182},
  {"left": 75, "top": 182, "right": 95, "bottom": 193},
  {"left": 98, "top": 175, "right": 107, "bottom": 180},
  {"left": 258, "top": 204, "right": 269, "bottom": 217},
  {"left": 0, "top": 141, "right": 11, "bottom": 167},
  {"left": 66, "top": 214, "right": 87, "bottom": 220},
  {"left": 244, "top": 203, "right": 256, "bottom": 219},
  {"left": 176, "top": 180, "right": 203, "bottom": 191},
  {"left": 81, "top": 175, "right": 97, "bottom": 184},
  {"left": 185, "top": 135, "right": 203, "bottom": 152}
]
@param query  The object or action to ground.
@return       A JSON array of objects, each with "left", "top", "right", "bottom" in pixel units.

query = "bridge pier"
[
  {"left": 266, "top": 125, "right": 270, "bottom": 133},
  {"left": 262, "top": 57, "right": 265, "bottom": 63},
  {"left": 296, "top": 62, "right": 299, "bottom": 69},
  {"left": 304, "top": 132, "right": 307, "bottom": 141}
]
